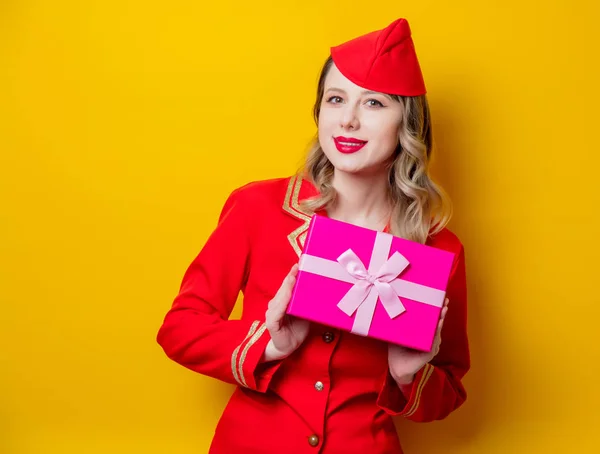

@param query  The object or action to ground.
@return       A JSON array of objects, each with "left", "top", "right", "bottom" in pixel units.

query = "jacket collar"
[{"left": 281, "top": 174, "right": 395, "bottom": 256}]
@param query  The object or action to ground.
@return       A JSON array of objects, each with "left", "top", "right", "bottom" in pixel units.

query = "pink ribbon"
[
  {"left": 336, "top": 248, "right": 408, "bottom": 335},
  {"left": 298, "top": 231, "right": 445, "bottom": 336}
]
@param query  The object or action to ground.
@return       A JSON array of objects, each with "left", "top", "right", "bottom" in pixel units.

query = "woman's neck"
[{"left": 327, "top": 170, "right": 391, "bottom": 231}]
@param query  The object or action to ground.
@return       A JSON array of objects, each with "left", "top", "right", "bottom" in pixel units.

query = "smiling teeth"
[{"left": 340, "top": 142, "right": 363, "bottom": 146}]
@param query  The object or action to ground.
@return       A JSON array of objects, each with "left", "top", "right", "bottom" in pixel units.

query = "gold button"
[
  {"left": 322, "top": 331, "right": 334, "bottom": 343},
  {"left": 314, "top": 381, "right": 324, "bottom": 392},
  {"left": 308, "top": 434, "right": 319, "bottom": 447}
]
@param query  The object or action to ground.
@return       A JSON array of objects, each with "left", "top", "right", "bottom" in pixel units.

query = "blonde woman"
[{"left": 157, "top": 18, "right": 470, "bottom": 454}]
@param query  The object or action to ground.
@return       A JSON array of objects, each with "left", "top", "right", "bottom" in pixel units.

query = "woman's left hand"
[{"left": 387, "top": 298, "right": 449, "bottom": 385}]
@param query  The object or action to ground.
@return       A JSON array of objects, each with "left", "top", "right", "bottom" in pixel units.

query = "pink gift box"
[{"left": 286, "top": 214, "right": 456, "bottom": 352}]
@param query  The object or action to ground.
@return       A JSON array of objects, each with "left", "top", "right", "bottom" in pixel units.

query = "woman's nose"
[{"left": 340, "top": 105, "right": 360, "bottom": 130}]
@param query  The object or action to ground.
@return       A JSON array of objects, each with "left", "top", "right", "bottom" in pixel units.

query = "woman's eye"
[
  {"left": 327, "top": 96, "right": 343, "bottom": 104},
  {"left": 366, "top": 99, "right": 384, "bottom": 107}
]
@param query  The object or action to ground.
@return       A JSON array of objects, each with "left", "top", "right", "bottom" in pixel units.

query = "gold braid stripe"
[
  {"left": 403, "top": 363, "right": 435, "bottom": 417},
  {"left": 287, "top": 224, "right": 307, "bottom": 257},
  {"left": 283, "top": 175, "right": 311, "bottom": 220},
  {"left": 230, "top": 321, "right": 260, "bottom": 386},
  {"left": 283, "top": 175, "right": 312, "bottom": 257},
  {"left": 238, "top": 322, "right": 268, "bottom": 388}
]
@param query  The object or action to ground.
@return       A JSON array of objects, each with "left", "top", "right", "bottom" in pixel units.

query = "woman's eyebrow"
[{"left": 362, "top": 90, "right": 394, "bottom": 101}]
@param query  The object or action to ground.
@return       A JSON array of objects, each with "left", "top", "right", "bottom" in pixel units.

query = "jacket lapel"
[{"left": 282, "top": 174, "right": 318, "bottom": 257}]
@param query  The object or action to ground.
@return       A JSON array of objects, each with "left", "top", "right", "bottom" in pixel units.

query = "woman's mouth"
[{"left": 333, "top": 136, "right": 368, "bottom": 154}]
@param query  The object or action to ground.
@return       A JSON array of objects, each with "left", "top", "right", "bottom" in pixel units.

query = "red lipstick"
[{"left": 333, "top": 136, "right": 368, "bottom": 154}]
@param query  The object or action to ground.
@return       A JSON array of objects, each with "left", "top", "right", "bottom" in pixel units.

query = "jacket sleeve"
[
  {"left": 156, "top": 186, "right": 280, "bottom": 392},
  {"left": 376, "top": 245, "right": 470, "bottom": 421}
]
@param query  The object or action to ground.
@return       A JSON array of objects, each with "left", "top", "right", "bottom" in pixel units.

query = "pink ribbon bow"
[{"left": 336, "top": 248, "right": 409, "bottom": 335}]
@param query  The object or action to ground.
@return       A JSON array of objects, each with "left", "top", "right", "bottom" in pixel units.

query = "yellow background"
[{"left": 1, "top": 1, "right": 599, "bottom": 452}]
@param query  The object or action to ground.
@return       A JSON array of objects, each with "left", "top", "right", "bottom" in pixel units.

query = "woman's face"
[{"left": 318, "top": 63, "right": 404, "bottom": 176}]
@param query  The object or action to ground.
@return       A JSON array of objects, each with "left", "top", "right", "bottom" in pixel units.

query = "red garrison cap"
[{"left": 330, "top": 18, "right": 427, "bottom": 96}]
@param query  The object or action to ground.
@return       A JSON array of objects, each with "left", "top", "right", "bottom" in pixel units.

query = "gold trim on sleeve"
[
  {"left": 231, "top": 321, "right": 260, "bottom": 386},
  {"left": 237, "top": 322, "right": 268, "bottom": 388},
  {"left": 403, "top": 363, "right": 435, "bottom": 417}
]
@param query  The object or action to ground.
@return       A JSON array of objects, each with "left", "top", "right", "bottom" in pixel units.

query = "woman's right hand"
[{"left": 261, "top": 264, "right": 310, "bottom": 362}]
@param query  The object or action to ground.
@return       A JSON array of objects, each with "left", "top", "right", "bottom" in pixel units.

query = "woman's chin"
[
  {"left": 332, "top": 164, "right": 382, "bottom": 177},
  {"left": 325, "top": 154, "right": 363, "bottom": 172}
]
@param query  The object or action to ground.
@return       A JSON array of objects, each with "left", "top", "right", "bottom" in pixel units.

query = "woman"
[{"left": 157, "top": 18, "right": 470, "bottom": 454}]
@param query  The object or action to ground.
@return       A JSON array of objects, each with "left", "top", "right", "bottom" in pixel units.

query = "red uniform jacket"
[{"left": 156, "top": 175, "right": 470, "bottom": 454}]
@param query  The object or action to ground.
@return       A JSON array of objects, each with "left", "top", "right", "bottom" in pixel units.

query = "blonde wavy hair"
[{"left": 300, "top": 56, "right": 452, "bottom": 244}]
